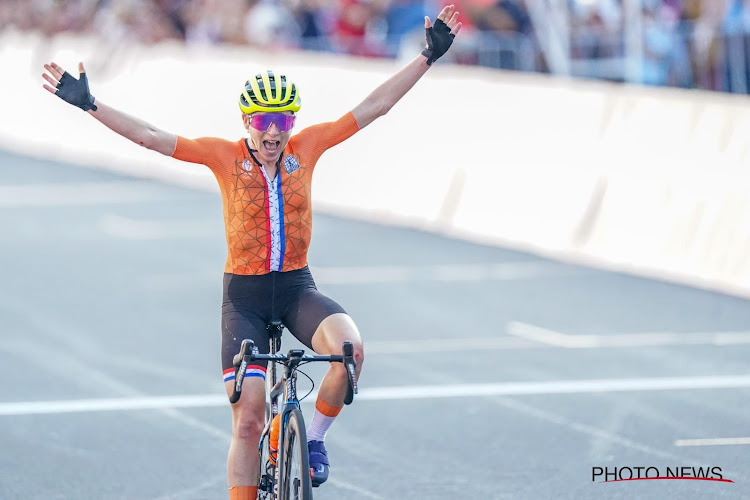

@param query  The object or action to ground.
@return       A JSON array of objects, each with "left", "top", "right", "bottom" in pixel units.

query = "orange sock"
[
  {"left": 307, "top": 397, "right": 343, "bottom": 441},
  {"left": 229, "top": 485, "right": 258, "bottom": 500},
  {"left": 316, "top": 398, "right": 343, "bottom": 418}
]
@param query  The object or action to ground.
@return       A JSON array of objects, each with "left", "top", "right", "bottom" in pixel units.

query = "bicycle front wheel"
[{"left": 279, "top": 408, "right": 313, "bottom": 500}]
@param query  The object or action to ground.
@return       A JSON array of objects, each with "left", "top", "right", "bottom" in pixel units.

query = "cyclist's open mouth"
[{"left": 263, "top": 140, "right": 280, "bottom": 154}]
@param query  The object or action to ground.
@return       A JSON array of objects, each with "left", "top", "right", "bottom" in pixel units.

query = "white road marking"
[
  {"left": 3, "top": 374, "right": 750, "bottom": 416},
  {"left": 310, "top": 261, "right": 581, "bottom": 284},
  {"left": 139, "top": 262, "right": 584, "bottom": 288},
  {"left": 99, "top": 214, "right": 215, "bottom": 239},
  {"left": 508, "top": 321, "right": 750, "bottom": 348},
  {"left": 354, "top": 375, "right": 750, "bottom": 400},
  {"left": 0, "top": 182, "right": 173, "bottom": 206},
  {"left": 675, "top": 437, "right": 750, "bottom": 447},
  {"left": 0, "top": 394, "right": 226, "bottom": 416},
  {"left": 365, "top": 336, "right": 535, "bottom": 354}
]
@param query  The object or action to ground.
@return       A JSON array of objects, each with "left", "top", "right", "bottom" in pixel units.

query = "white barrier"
[{"left": 3, "top": 30, "right": 750, "bottom": 298}]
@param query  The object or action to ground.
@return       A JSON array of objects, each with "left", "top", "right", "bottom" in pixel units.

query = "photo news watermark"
[{"left": 592, "top": 466, "right": 734, "bottom": 483}]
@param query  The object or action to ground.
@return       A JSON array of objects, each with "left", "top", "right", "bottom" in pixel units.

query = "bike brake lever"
[
  {"left": 342, "top": 341, "right": 358, "bottom": 405},
  {"left": 230, "top": 340, "right": 255, "bottom": 404}
]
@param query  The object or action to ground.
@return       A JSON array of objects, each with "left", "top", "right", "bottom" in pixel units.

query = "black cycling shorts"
[{"left": 221, "top": 266, "right": 346, "bottom": 372}]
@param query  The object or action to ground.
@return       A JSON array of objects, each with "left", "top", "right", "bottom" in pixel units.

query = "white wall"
[{"left": 4, "top": 30, "right": 750, "bottom": 298}]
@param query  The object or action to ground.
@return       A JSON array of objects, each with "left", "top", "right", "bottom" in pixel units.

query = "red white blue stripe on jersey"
[
  {"left": 262, "top": 168, "right": 285, "bottom": 272},
  {"left": 223, "top": 365, "right": 266, "bottom": 382},
  {"left": 276, "top": 174, "right": 285, "bottom": 271}
]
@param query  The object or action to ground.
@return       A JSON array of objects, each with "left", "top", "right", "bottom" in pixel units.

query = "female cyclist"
[{"left": 42, "top": 5, "right": 461, "bottom": 499}]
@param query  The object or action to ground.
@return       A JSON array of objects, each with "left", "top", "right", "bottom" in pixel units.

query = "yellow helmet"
[{"left": 239, "top": 71, "right": 301, "bottom": 114}]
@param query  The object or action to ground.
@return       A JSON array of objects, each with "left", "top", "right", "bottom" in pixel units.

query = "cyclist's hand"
[
  {"left": 422, "top": 4, "right": 462, "bottom": 66},
  {"left": 42, "top": 61, "right": 98, "bottom": 112}
]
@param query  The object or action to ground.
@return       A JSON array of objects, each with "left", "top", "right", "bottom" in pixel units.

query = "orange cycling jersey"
[{"left": 172, "top": 112, "right": 360, "bottom": 275}]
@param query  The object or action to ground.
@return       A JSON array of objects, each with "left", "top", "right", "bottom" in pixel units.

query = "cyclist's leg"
[
  {"left": 310, "top": 313, "right": 364, "bottom": 404},
  {"left": 283, "top": 290, "right": 365, "bottom": 406},
  {"left": 283, "top": 288, "right": 364, "bottom": 486},
  {"left": 281, "top": 266, "right": 364, "bottom": 413},
  {"left": 225, "top": 378, "right": 265, "bottom": 498},
  {"left": 222, "top": 307, "right": 271, "bottom": 498}
]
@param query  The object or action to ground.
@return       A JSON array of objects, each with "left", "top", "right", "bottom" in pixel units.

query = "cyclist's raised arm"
[
  {"left": 350, "top": 4, "right": 462, "bottom": 129},
  {"left": 42, "top": 61, "right": 177, "bottom": 156}
]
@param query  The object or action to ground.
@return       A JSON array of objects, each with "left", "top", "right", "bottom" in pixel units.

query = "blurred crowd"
[
  {"left": 567, "top": 0, "right": 750, "bottom": 92},
  {"left": 4, "top": 0, "right": 750, "bottom": 93}
]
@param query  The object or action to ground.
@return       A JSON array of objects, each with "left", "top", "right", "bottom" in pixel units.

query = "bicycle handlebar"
[{"left": 229, "top": 339, "right": 358, "bottom": 404}]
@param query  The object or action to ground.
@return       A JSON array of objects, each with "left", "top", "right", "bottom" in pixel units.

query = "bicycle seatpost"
[{"left": 267, "top": 320, "right": 284, "bottom": 353}]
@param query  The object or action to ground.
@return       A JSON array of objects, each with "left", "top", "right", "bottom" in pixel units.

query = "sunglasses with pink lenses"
[{"left": 248, "top": 113, "right": 296, "bottom": 132}]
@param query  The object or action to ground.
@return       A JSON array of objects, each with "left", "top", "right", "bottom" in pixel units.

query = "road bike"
[{"left": 229, "top": 320, "right": 358, "bottom": 500}]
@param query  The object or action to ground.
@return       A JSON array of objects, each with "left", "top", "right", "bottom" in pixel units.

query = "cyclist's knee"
[
  {"left": 232, "top": 404, "right": 264, "bottom": 441},
  {"left": 330, "top": 342, "right": 364, "bottom": 379},
  {"left": 227, "top": 378, "right": 265, "bottom": 441},
  {"left": 313, "top": 313, "right": 361, "bottom": 351},
  {"left": 344, "top": 338, "right": 365, "bottom": 377},
  {"left": 353, "top": 341, "right": 364, "bottom": 376}
]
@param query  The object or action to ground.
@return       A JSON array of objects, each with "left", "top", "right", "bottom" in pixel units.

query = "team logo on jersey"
[
  {"left": 284, "top": 156, "right": 300, "bottom": 174},
  {"left": 242, "top": 159, "right": 252, "bottom": 172}
]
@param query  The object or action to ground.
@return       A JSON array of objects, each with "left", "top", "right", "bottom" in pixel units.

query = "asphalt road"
[{"left": 2, "top": 149, "right": 750, "bottom": 500}]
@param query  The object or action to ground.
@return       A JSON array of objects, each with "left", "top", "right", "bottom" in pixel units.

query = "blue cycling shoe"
[{"left": 308, "top": 440, "right": 329, "bottom": 487}]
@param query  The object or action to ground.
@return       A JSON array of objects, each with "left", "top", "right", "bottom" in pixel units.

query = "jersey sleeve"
[
  {"left": 172, "top": 136, "right": 238, "bottom": 173},
  {"left": 288, "top": 112, "right": 360, "bottom": 165}
]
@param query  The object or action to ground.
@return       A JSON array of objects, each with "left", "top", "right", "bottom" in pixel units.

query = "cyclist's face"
[{"left": 243, "top": 111, "right": 295, "bottom": 164}]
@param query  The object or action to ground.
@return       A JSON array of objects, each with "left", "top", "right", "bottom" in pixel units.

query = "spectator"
[
  {"left": 721, "top": 0, "right": 750, "bottom": 92},
  {"left": 476, "top": 0, "right": 530, "bottom": 33},
  {"left": 0, "top": 0, "right": 99, "bottom": 35},
  {"left": 684, "top": 0, "right": 725, "bottom": 91},
  {"left": 153, "top": 0, "right": 192, "bottom": 38},
  {"left": 384, "top": 0, "right": 429, "bottom": 56},
  {"left": 332, "top": 0, "right": 388, "bottom": 57},
  {"left": 93, "top": 0, "right": 182, "bottom": 44},
  {"left": 0, "top": 0, "right": 35, "bottom": 31},
  {"left": 9, "top": 0, "right": 750, "bottom": 95},
  {"left": 181, "top": 0, "right": 249, "bottom": 45},
  {"left": 570, "top": 0, "right": 621, "bottom": 61},
  {"left": 289, "top": 0, "right": 331, "bottom": 51},
  {"left": 474, "top": 0, "right": 532, "bottom": 69},
  {"left": 642, "top": 3, "right": 677, "bottom": 85},
  {"left": 243, "top": 0, "right": 300, "bottom": 49}
]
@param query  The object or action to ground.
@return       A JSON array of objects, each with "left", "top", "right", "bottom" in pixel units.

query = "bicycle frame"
[
  {"left": 266, "top": 322, "right": 305, "bottom": 498},
  {"left": 229, "top": 320, "right": 357, "bottom": 499}
]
